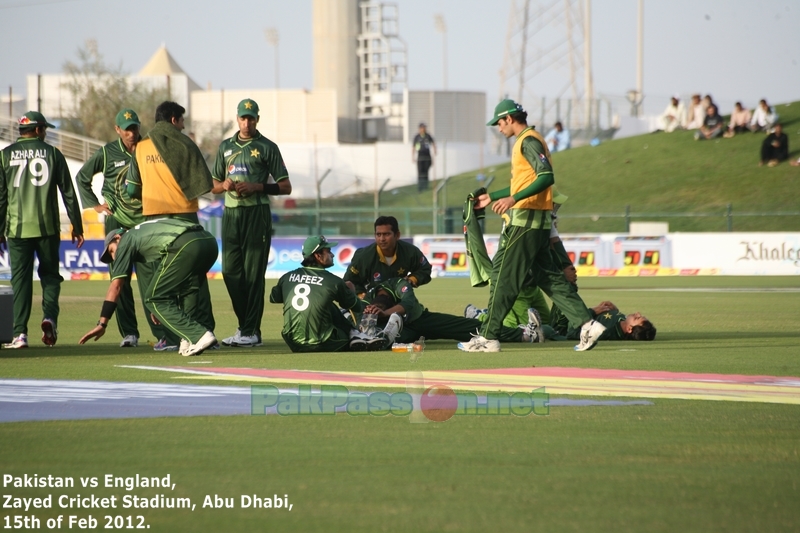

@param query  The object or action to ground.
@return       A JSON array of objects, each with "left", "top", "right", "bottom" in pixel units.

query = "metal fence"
[
  {"left": 0, "top": 115, "right": 104, "bottom": 162},
  {"left": 198, "top": 205, "right": 800, "bottom": 239}
]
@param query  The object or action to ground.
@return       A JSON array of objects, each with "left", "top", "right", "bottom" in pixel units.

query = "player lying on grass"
[
  {"left": 79, "top": 218, "right": 219, "bottom": 356},
  {"left": 466, "top": 300, "right": 656, "bottom": 342},
  {"left": 269, "top": 235, "right": 402, "bottom": 353},
  {"left": 359, "top": 277, "right": 544, "bottom": 346}
]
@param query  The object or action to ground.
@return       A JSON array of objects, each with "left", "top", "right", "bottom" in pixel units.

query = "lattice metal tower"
[
  {"left": 498, "top": 0, "right": 594, "bottom": 133},
  {"left": 356, "top": 1, "right": 408, "bottom": 139}
]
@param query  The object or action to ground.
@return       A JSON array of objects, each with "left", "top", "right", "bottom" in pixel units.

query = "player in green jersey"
[
  {"left": 461, "top": 99, "right": 605, "bottom": 353},
  {"left": 211, "top": 99, "right": 293, "bottom": 347},
  {"left": 76, "top": 108, "right": 167, "bottom": 348},
  {"left": 0, "top": 112, "right": 84, "bottom": 349},
  {"left": 362, "top": 277, "right": 543, "bottom": 345},
  {"left": 79, "top": 218, "right": 218, "bottom": 356},
  {"left": 269, "top": 236, "right": 402, "bottom": 353},
  {"left": 545, "top": 301, "right": 656, "bottom": 342},
  {"left": 343, "top": 216, "right": 432, "bottom": 295}
]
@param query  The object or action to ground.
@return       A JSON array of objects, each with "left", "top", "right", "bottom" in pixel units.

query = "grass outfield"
[{"left": 2, "top": 277, "right": 800, "bottom": 532}]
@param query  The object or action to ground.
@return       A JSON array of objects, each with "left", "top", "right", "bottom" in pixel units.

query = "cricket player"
[
  {"left": 0, "top": 111, "right": 84, "bottom": 349},
  {"left": 79, "top": 218, "right": 218, "bottom": 356},
  {"left": 460, "top": 99, "right": 605, "bottom": 352},
  {"left": 211, "top": 99, "right": 292, "bottom": 347},
  {"left": 270, "top": 235, "right": 402, "bottom": 353},
  {"left": 75, "top": 108, "right": 166, "bottom": 348}
]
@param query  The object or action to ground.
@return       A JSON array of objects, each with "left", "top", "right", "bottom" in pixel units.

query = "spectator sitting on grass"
[
  {"left": 759, "top": 123, "right": 789, "bottom": 167},
  {"left": 694, "top": 104, "right": 724, "bottom": 140},
  {"left": 723, "top": 102, "right": 752, "bottom": 138},
  {"left": 749, "top": 99, "right": 779, "bottom": 133},
  {"left": 686, "top": 94, "right": 705, "bottom": 129},
  {"left": 655, "top": 95, "right": 686, "bottom": 132}
]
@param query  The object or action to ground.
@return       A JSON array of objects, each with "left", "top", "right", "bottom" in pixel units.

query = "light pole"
[
  {"left": 264, "top": 28, "right": 280, "bottom": 89},
  {"left": 434, "top": 14, "right": 447, "bottom": 90}
]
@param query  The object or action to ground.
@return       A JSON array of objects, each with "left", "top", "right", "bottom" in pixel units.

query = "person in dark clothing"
[
  {"left": 760, "top": 124, "right": 789, "bottom": 167},
  {"left": 412, "top": 123, "right": 436, "bottom": 192}
]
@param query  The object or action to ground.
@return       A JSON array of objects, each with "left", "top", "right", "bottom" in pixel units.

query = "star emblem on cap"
[
  {"left": 250, "top": 148, "right": 260, "bottom": 157},
  {"left": 603, "top": 313, "right": 612, "bottom": 319},
  {"left": 244, "top": 101, "right": 253, "bottom": 109},
  {"left": 124, "top": 112, "right": 132, "bottom": 120}
]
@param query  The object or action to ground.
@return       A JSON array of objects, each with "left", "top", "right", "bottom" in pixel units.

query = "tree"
[{"left": 61, "top": 40, "right": 169, "bottom": 142}]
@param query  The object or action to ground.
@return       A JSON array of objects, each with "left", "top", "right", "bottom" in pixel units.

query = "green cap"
[
  {"left": 18, "top": 111, "right": 55, "bottom": 129},
  {"left": 237, "top": 99, "right": 259, "bottom": 118},
  {"left": 115, "top": 109, "right": 140, "bottom": 130},
  {"left": 487, "top": 99, "right": 524, "bottom": 126},
  {"left": 100, "top": 228, "right": 126, "bottom": 264},
  {"left": 552, "top": 189, "right": 569, "bottom": 205},
  {"left": 302, "top": 235, "right": 338, "bottom": 258}
]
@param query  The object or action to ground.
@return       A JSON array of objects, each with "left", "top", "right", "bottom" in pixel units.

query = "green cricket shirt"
[
  {"left": 269, "top": 267, "right": 359, "bottom": 347},
  {"left": 343, "top": 240, "right": 432, "bottom": 294},
  {"left": 212, "top": 132, "right": 289, "bottom": 208},
  {"left": 110, "top": 218, "right": 202, "bottom": 280},
  {"left": 76, "top": 138, "right": 145, "bottom": 229},
  {"left": 0, "top": 136, "right": 83, "bottom": 238}
]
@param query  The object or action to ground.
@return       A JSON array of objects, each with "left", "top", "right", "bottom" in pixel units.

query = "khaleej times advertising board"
[{"left": 1, "top": 233, "right": 799, "bottom": 281}]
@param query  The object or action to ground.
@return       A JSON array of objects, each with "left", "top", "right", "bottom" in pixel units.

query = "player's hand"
[
  {"left": 150, "top": 313, "right": 161, "bottom": 325},
  {"left": 72, "top": 232, "right": 85, "bottom": 249},
  {"left": 473, "top": 193, "right": 492, "bottom": 210},
  {"left": 93, "top": 203, "right": 113, "bottom": 216},
  {"left": 492, "top": 196, "right": 516, "bottom": 215},
  {"left": 563, "top": 265, "right": 578, "bottom": 284},
  {"left": 222, "top": 178, "right": 236, "bottom": 192},
  {"left": 79, "top": 325, "right": 106, "bottom": 344},
  {"left": 234, "top": 181, "right": 260, "bottom": 197}
]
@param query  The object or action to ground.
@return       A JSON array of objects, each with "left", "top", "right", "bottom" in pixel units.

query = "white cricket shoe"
[
  {"left": 381, "top": 313, "right": 403, "bottom": 344},
  {"left": 182, "top": 331, "right": 217, "bottom": 357},
  {"left": 220, "top": 329, "right": 241, "bottom": 346},
  {"left": 574, "top": 320, "right": 606, "bottom": 352},
  {"left": 520, "top": 308, "right": 545, "bottom": 343},
  {"left": 178, "top": 339, "right": 190, "bottom": 355},
  {"left": 3, "top": 334, "right": 28, "bottom": 349},
  {"left": 464, "top": 304, "right": 487, "bottom": 320},
  {"left": 457, "top": 334, "right": 501, "bottom": 352},
  {"left": 120, "top": 335, "right": 138, "bottom": 348}
]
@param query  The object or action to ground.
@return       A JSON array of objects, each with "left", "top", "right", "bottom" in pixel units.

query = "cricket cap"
[
  {"left": 18, "top": 111, "right": 55, "bottom": 129},
  {"left": 115, "top": 109, "right": 141, "bottom": 130},
  {"left": 487, "top": 99, "right": 524, "bottom": 126},
  {"left": 100, "top": 228, "right": 126, "bottom": 264},
  {"left": 302, "top": 235, "right": 338, "bottom": 258},
  {"left": 237, "top": 99, "right": 259, "bottom": 118}
]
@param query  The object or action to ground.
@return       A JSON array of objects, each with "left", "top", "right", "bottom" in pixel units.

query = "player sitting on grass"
[
  {"left": 361, "top": 278, "right": 544, "bottom": 346},
  {"left": 269, "top": 236, "right": 402, "bottom": 353}
]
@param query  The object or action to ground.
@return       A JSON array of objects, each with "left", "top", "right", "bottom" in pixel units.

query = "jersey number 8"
[
  {"left": 291, "top": 284, "right": 311, "bottom": 311},
  {"left": 9, "top": 158, "right": 50, "bottom": 188}
]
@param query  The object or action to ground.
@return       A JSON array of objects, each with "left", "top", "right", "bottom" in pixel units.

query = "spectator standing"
[
  {"left": 412, "top": 123, "right": 436, "bottom": 192},
  {"left": 544, "top": 121, "right": 572, "bottom": 151}
]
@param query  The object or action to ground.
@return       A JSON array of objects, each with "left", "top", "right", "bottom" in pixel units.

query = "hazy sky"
[{"left": 1, "top": 0, "right": 798, "bottom": 118}]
